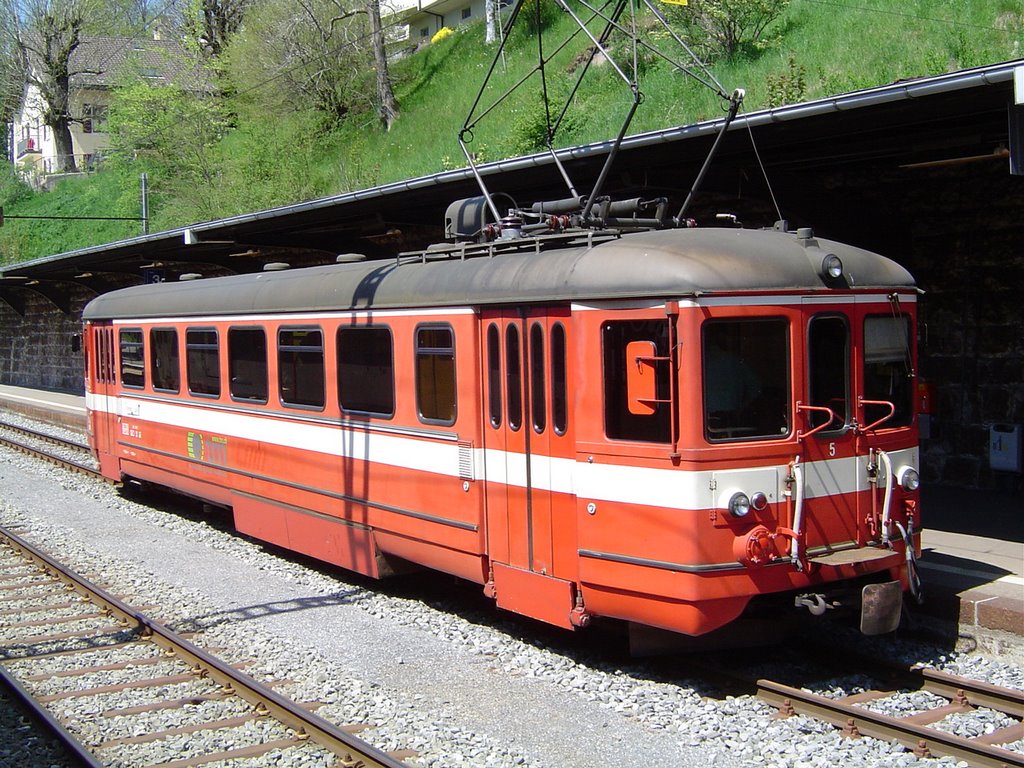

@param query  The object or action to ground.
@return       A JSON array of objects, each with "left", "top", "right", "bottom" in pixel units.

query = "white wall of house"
[
  {"left": 10, "top": 80, "right": 111, "bottom": 184},
  {"left": 405, "top": 0, "right": 489, "bottom": 43}
]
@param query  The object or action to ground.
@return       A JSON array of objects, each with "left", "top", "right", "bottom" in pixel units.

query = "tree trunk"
[
  {"left": 485, "top": 0, "right": 497, "bottom": 43},
  {"left": 52, "top": 116, "right": 77, "bottom": 172},
  {"left": 367, "top": 0, "right": 398, "bottom": 131}
]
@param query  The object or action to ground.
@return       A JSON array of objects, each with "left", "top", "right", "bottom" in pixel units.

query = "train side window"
[
  {"left": 279, "top": 327, "right": 325, "bottom": 409},
  {"left": 337, "top": 326, "right": 394, "bottom": 416},
  {"left": 551, "top": 323, "right": 568, "bottom": 435},
  {"left": 506, "top": 324, "right": 522, "bottom": 431},
  {"left": 186, "top": 328, "right": 221, "bottom": 398},
  {"left": 702, "top": 318, "right": 790, "bottom": 442},
  {"left": 530, "top": 322, "right": 546, "bottom": 434},
  {"left": 603, "top": 320, "right": 670, "bottom": 443},
  {"left": 229, "top": 328, "right": 268, "bottom": 403},
  {"left": 863, "top": 315, "right": 913, "bottom": 428},
  {"left": 150, "top": 328, "right": 180, "bottom": 393},
  {"left": 415, "top": 325, "right": 455, "bottom": 425},
  {"left": 808, "top": 315, "right": 848, "bottom": 431},
  {"left": 487, "top": 323, "right": 502, "bottom": 428},
  {"left": 119, "top": 328, "right": 145, "bottom": 388}
]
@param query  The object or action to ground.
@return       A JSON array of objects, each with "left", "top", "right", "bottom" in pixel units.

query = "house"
[
  {"left": 9, "top": 32, "right": 194, "bottom": 188},
  {"left": 401, "top": 0, "right": 498, "bottom": 43}
]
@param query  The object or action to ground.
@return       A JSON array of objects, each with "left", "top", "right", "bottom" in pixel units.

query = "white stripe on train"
[{"left": 87, "top": 393, "right": 917, "bottom": 511}]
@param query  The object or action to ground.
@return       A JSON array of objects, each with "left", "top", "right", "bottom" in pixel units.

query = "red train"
[{"left": 83, "top": 220, "right": 922, "bottom": 643}]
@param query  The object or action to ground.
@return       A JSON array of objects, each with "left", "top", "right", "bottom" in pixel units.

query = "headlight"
[
  {"left": 899, "top": 467, "right": 921, "bottom": 492},
  {"left": 728, "top": 492, "right": 752, "bottom": 518},
  {"left": 821, "top": 254, "right": 843, "bottom": 279}
]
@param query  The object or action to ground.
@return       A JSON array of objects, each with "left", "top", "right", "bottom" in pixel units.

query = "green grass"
[{"left": 1, "top": 0, "right": 1020, "bottom": 262}]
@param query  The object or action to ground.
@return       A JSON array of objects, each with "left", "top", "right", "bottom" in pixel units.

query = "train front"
[{"left": 572, "top": 227, "right": 922, "bottom": 640}]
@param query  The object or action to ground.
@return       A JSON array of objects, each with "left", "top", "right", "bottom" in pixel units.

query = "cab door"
[{"left": 798, "top": 310, "right": 862, "bottom": 549}]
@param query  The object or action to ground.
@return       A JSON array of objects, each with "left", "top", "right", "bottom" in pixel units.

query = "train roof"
[{"left": 82, "top": 227, "right": 915, "bottom": 321}]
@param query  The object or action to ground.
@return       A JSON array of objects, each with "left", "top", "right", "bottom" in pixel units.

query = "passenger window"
[
  {"left": 808, "top": 316, "right": 848, "bottom": 431},
  {"left": 279, "top": 327, "right": 325, "bottom": 409},
  {"left": 530, "top": 322, "right": 546, "bottom": 433},
  {"left": 506, "top": 325, "right": 522, "bottom": 432},
  {"left": 703, "top": 319, "right": 789, "bottom": 441},
  {"left": 119, "top": 328, "right": 145, "bottom": 388},
  {"left": 551, "top": 323, "right": 568, "bottom": 435},
  {"left": 415, "top": 325, "right": 455, "bottom": 425},
  {"left": 863, "top": 315, "right": 913, "bottom": 428},
  {"left": 603, "top": 320, "right": 670, "bottom": 443},
  {"left": 187, "top": 328, "right": 221, "bottom": 397},
  {"left": 229, "top": 328, "right": 268, "bottom": 403},
  {"left": 337, "top": 327, "right": 394, "bottom": 416},
  {"left": 150, "top": 328, "right": 179, "bottom": 393},
  {"left": 487, "top": 324, "right": 502, "bottom": 428}
]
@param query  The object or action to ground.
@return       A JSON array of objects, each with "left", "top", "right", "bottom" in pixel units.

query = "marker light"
[
  {"left": 750, "top": 491, "right": 769, "bottom": 511},
  {"left": 822, "top": 254, "right": 844, "bottom": 279},
  {"left": 728, "top": 492, "right": 752, "bottom": 518}
]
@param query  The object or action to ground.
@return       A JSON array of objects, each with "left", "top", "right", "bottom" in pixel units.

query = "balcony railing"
[{"left": 16, "top": 136, "right": 41, "bottom": 158}]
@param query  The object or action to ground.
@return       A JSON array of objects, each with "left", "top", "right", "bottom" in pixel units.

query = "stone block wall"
[{"left": 0, "top": 287, "right": 93, "bottom": 394}]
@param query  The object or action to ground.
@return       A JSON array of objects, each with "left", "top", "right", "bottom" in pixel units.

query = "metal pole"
[{"left": 140, "top": 173, "right": 149, "bottom": 235}]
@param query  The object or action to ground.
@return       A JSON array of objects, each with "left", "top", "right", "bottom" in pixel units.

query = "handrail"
[
  {"left": 878, "top": 449, "right": 894, "bottom": 544},
  {"left": 858, "top": 397, "right": 896, "bottom": 432},
  {"left": 796, "top": 402, "right": 837, "bottom": 440}
]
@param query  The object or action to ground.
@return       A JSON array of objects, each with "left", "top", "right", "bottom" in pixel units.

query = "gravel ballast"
[{"left": 1, "top": 413, "right": 1022, "bottom": 768}]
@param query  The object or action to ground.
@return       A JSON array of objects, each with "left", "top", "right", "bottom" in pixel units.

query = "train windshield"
[
  {"left": 863, "top": 314, "right": 914, "bottom": 428},
  {"left": 702, "top": 319, "right": 790, "bottom": 441}
]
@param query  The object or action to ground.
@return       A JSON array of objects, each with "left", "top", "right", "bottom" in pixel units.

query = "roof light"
[{"left": 822, "top": 254, "right": 844, "bottom": 279}]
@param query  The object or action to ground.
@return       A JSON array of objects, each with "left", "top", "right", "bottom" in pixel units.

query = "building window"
[
  {"left": 420, "top": 26, "right": 429, "bottom": 37},
  {"left": 487, "top": 324, "right": 502, "bottom": 428},
  {"left": 703, "top": 318, "right": 789, "bottom": 441},
  {"left": 808, "top": 315, "right": 848, "bottom": 431},
  {"left": 81, "top": 104, "right": 108, "bottom": 134},
  {"left": 229, "top": 328, "right": 268, "bottom": 403},
  {"left": 863, "top": 315, "right": 913, "bottom": 428},
  {"left": 461, "top": 6, "right": 471, "bottom": 18},
  {"left": 279, "top": 327, "right": 325, "bottom": 409},
  {"left": 150, "top": 328, "right": 179, "bottom": 393},
  {"left": 551, "top": 323, "right": 568, "bottom": 435},
  {"left": 337, "top": 327, "right": 394, "bottom": 416},
  {"left": 505, "top": 325, "right": 522, "bottom": 432},
  {"left": 415, "top": 325, "right": 456, "bottom": 425},
  {"left": 603, "top": 320, "right": 671, "bottom": 443},
  {"left": 187, "top": 328, "right": 221, "bottom": 397},
  {"left": 119, "top": 328, "right": 145, "bottom": 388},
  {"left": 530, "top": 322, "right": 546, "bottom": 434}
]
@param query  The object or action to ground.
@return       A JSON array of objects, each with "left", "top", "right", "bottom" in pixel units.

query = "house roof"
[
  {"left": 67, "top": 36, "right": 194, "bottom": 90},
  {"left": 19, "top": 33, "right": 201, "bottom": 97}
]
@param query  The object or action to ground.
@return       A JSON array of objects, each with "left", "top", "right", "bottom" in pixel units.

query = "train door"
[
  {"left": 798, "top": 301, "right": 916, "bottom": 553},
  {"left": 481, "top": 308, "right": 579, "bottom": 628},
  {"left": 798, "top": 309, "right": 861, "bottom": 551},
  {"left": 89, "top": 323, "right": 118, "bottom": 471}
]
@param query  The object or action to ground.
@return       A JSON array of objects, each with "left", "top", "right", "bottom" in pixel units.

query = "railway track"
[
  {"left": 0, "top": 419, "right": 101, "bottom": 479},
  {"left": 758, "top": 658, "right": 1024, "bottom": 768},
  {"left": 0, "top": 523, "right": 412, "bottom": 768}
]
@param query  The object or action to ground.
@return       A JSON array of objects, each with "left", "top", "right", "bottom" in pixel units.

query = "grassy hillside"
[{"left": 1, "top": 0, "right": 1020, "bottom": 263}]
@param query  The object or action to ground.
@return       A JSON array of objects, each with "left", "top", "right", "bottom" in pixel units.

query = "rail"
[
  {"left": 0, "top": 523, "right": 412, "bottom": 768},
  {"left": 759, "top": 667, "right": 1024, "bottom": 768}
]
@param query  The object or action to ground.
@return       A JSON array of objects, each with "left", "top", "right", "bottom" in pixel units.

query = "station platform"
[{"left": 0, "top": 383, "right": 1020, "bottom": 647}]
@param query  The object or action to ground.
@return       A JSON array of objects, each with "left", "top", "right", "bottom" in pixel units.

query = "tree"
[
  {"left": 179, "top": 0, "right": 250, "bottom": 58},
  {"left": 224, "top": 0, "right": 398, "bottom": 128},
  {"left": 366, "top": 0, "right": 397, "bottom": 130},
  {"left": 1, "top": 0, "right": 91, "bottom": 172},
  {"left": 682, "top": 0, "right": 789, "bottom": 60}
]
